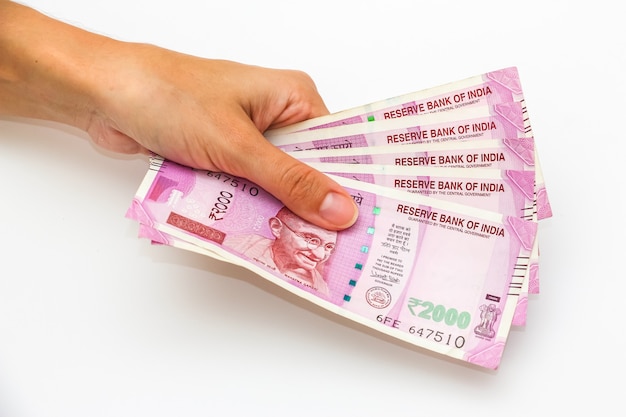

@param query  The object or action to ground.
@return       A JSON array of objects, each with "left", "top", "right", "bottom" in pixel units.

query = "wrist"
[{"left": 0, "top": 2, "right": 118, "bottom": 131}]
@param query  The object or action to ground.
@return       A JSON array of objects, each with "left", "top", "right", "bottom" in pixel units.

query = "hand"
[
  {"left": 88, "top": 47, "right": 359, "bottom": 230},
  {"left": 0, "top": 1, "right": 359, "bottom": 230}
]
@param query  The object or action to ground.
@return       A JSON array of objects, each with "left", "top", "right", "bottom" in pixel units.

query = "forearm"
[{"left": 0, "top": 1, "right": 115, "bottom": 129}]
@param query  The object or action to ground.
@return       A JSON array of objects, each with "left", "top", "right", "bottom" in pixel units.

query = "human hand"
[
  {"left": 85, "top": 46, "right": 359, "bottom": 230},
  {"left": 0, "top": 1, "right": 358, "bottom": 230}
]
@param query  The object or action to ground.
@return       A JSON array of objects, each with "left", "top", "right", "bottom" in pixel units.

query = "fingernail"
[{"left": 319, "top": 192, "right": 359, "bottom": 228}]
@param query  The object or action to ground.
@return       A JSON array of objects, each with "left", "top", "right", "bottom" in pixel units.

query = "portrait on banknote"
[{"left": 223, "top": 207, "right": 337, "bottom": 296}]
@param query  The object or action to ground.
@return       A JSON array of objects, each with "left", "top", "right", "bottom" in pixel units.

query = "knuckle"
[{"left": 279, "top": 163, "right": 322, "bottom": 205}]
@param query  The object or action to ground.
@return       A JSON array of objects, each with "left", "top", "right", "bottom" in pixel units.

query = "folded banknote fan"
[{"left": 127, "top": 67, "right": 550, "bottom": 370}]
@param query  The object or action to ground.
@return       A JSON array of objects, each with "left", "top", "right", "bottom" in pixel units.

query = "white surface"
[{"left": 1, "top": 1, "right": 623, "bottom": 415}]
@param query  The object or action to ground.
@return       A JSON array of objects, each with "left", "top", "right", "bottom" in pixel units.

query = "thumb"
[{"left": 232, "top": 128, "right": 359, "bottom": 231}]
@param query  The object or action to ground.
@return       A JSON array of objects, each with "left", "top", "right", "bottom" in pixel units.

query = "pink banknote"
[
  {"left": 266, "top": 67, "right": 525, "bottom": 135},
  {"left": 307, "top": 164, "right": 536, "bottom": 221},
  {"left": 268, "top": 102, "right": 530, "bottom": 150},
  {"left": 289, "top": 137, "right": 541, "bottom": 302},
  {"left": 269, "top": 102, "right": 551, "bottom": 222},
  {"left": 305, "top": 162, "right": 538, "bottom": 325},
  {"left": 265, "top": 66, "right": 552, "bottom": 222},
  {"left": 288, "top": 137, "right": 535, "bottom": 171},
  {"left": 127, "top": 156, "right": 537, "bottom": 369}
]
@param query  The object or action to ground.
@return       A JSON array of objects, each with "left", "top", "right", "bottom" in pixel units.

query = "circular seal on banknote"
[{"left": 365, "top": 287, "right": 392, "bottom": 309}]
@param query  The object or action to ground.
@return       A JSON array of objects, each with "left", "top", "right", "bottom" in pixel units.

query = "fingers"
[
  {"left": 246, "top": 68, "right": 331, "bottom": 131},
  {"left": 228, "top": 122, "right": 359, "bottom": 231},
  {"left": 235, "top": 70, "right": 358, "bottom": 230},
  {"left": 86, "top": 52, "right": 357, "bottom": 230},
  {"left": 272, "top": 158, "right": 359, "bottom": 230},
  {"left": 272, "top": 69, "right": 331, "bottom": 125}
]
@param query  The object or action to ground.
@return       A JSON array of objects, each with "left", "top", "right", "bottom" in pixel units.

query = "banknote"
[
  {"left": 265, "top": 66, "right": 552, "bottom": 222},
  {"left": 265, "top": 67, "right": 525, "bottom": 135},
  {"left": 306, "top": 163, "right": 535, "bottom": 219},
  {"left": 138, "top": 211, "right": 534, "bottom": 328},
  {"left": 137, "top": 162, "right": 538, "bottom": 273},
  {"left": 127, "top": 156, "right": 537, "bottom": 369},
  {"left": 268, "top": 102, "right": 530, "bottom": 150},
  {"left": 289, "top": 137, "right": 541, "bottom": 297},
  {"left": 287, "top": 137, "right": 535, "bottom": 171},
  {"left": 269, "top": 102, "right": 551, "bottom": 222},
  {"left": 136, "top": 159, "right": 539, "bottom": 325},
  {"left": 304, "top": 162, "right": 538, "bottom": 324}
]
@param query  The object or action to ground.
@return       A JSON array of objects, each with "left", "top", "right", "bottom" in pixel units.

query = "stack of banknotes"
[{"left": 126, "top": 67, "right": 551, "bottom": 370}]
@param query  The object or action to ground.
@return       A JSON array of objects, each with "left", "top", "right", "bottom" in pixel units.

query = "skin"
[{"left": 0, "top": 1, "right": 359, "bottom": 230}]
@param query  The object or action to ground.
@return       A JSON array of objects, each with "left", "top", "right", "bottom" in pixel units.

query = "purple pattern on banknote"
[
  {"left": 127, "top": 198, "right": 155, "bottom": 227},
  {"left": 494, "top": 102, "right": 527, "bottom": 133},
  {"left": 320, "top": 154, "right": 374, "bottom": 164},
  {"left": 506, "top": 170, "right": 535, "bottom": 201},
  {"left": 512, "top": 297, "right": 528, "bottom": 327},
  {"left": 507, "top": 216, "right": 537, "bottom": 252},
  {"left": 308, "top": 115, "right": 365, "bottom": 130},
  {"left": 285, "top": 134, "right": 366, "bottom": 153},
  {"left": 503, "top": 137, "right": 535, "bottom": 165},
  {"left": 137, "top": 222, "right": 170, "bottom": 245},
  {"left": 486, "top": 67, "right": 523, "bottom": 95},
  {"left": 536, "top": 188, "right": 553, "bottom": 220},
  {"left": 528, "top": 263, "right": 540, "bottom": 294},
  {"left": 147, "top": 162, "right": 196, "bottom": 202},
  {"left": 466, "top": 342, "right": 506, "bottom": 369}
]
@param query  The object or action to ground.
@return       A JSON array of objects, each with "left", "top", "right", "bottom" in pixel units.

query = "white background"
[{"left": 1, "top": 1, "right": 624, "bottom": 415}]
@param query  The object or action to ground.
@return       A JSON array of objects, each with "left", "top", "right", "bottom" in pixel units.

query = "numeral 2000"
[{"left": 407, "top": 298, "right": 471, "bottom": 329}]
